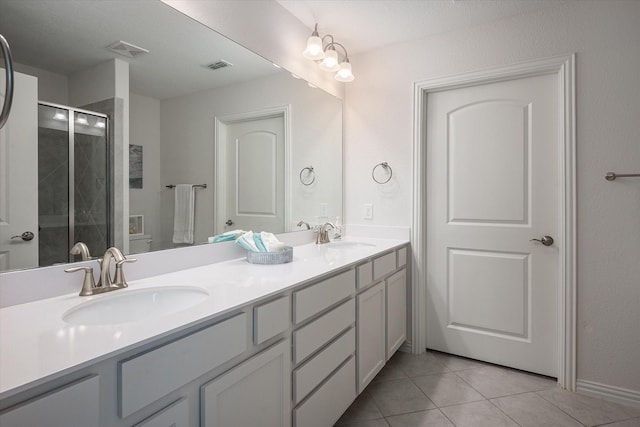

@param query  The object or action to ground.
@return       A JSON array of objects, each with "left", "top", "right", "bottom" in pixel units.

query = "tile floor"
[{"left": 335, "top": 350, "right": 640, "bottom": 427}]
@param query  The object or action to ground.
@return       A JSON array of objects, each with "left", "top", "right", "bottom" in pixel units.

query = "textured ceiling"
[{"left": 276, "top": 0, "right": 571, "bottom": 56}]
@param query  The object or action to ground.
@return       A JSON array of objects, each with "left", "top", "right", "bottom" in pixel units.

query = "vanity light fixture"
[
  {"left": 95, "top": 117, "right": 106, "bottom": 128},
  {"left": 302, "top": 24, "right": 354, "bottom": 82}
]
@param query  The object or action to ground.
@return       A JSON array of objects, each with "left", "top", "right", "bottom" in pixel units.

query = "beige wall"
[{"left": 344, "top": 0, "right": 640, "bottom": 393}]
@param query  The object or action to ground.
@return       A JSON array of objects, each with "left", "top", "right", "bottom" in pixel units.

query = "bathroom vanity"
[{"left": 0, "top": 237, "right": 409, "bottom": 427}]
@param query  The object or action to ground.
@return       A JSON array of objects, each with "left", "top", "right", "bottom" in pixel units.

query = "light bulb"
[
  {"left": 52, "top": 109, "right": 67, "bottom": 121},
  {"left": 319, "top": 49, "right": 340, "bottom": 72},
  {"left": 335, "top": 61, "right": 355, "bottom": 82},
  {"left": 75, "top": 113, "right": 89, "bottom": 125},
  {"left": 302, "top": 35, "right": 324, "bottom": 60}
]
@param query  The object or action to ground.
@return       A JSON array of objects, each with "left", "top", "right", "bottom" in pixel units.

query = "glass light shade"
[
  {"left": 319, "top": 49, "right": 340, "bottom": 72},
  {"left": 75, "top": 113, "right": 89, "bottom": 125},
  {"left": 335, "top": 62, "right": 355, "bottom": 82},
  {"left": 95, "top": 118, "right": 106, "bottom": 128},
  {"left": 52, "top": 109, "right": 67, "bottom": 121},
  {"left": 302, "top": 36, "right": 324, "bottom": 60}
]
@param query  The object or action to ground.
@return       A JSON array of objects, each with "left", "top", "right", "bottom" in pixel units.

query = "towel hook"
[
  {"left": 372, "top": 162, "right": 392, "bottom": 184},
  {"left": 300, "top": 166, "right": 316, "bottom": 186}
]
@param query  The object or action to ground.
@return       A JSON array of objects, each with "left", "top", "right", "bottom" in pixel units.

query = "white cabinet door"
[
  {"left": 386, "top": 268, "right": 407, "bottom": 359},
  {"left": 0, "top": 376, "right": 99, "bottom": 427},
  {"left": 357, "top": 281, "right": 386, "bottom": 393},
  {"left": 201, "top": 340, "right": 291, "bottom": 427}
]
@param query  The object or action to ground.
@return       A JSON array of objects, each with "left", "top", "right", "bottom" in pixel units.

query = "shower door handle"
[
  {"left": 0, "top": 34, "right": 15, "bottom": 129},
  {"left": 11, "top": 231, "right": 35, "bottom": 242}
]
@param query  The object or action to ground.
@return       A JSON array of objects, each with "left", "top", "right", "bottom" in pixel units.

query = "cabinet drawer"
[
  {"left": 293, "top": 357, "right": 356, "bottom": 427},
  {"left": 397, "top": 247, "right": 407, "bottom": 267},
  {"left": 293, "top": 299, "right": 355, "bottom": 363},
  {"left": 120, "top": 313, "right": 247, "bottom": 418},
  {"left": 357, "top": 261, "right": 373, "bottom": 289},
  {"left": 134, "top": 398, "right": 189, "bottom": 427},
  {"left": 294, "top": 269, "right": 355, "bottom": 324},
  {"left": 293, "top": 327, "right": 355, "bottom": 404},
  {"left": 254, "top": 295, "right": 290, "bottom": 345},
  {"left": 0, "top": 376, "right": 99, "bottom": 427},
  {"left": 373, "top": 252, "right": 396, "bottom": 280}
]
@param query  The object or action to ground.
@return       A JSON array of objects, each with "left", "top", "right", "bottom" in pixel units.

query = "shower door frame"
[{"left": 38, "top": 101, "right": 112, "bottom": 263}]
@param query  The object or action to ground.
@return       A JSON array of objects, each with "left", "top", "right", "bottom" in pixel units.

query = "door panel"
[
  {"left": 0, "top": 71, "right": 38, "bottom": 271},
  {"left": 224, "top": 115, "right": 285, "bottom": 233},
  {"left": 426, "top": 73, "right": 558, "bottom": 377}
]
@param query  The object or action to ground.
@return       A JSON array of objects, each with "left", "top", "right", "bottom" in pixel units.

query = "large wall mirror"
[{"left": 0, "top": 0, "right": 342, "bottom": 272}]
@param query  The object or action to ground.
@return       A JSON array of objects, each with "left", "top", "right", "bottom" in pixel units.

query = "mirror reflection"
[{"left": 0, "top": 0, "right": 343, "bottom": 272}]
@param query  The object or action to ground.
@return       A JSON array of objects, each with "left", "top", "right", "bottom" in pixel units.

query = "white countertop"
[{"left": 0, "top": 237, "right": 407, "bottom": 399}]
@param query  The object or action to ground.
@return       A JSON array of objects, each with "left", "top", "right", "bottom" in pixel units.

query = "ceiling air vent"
[
  {"left": 107, "top": 40, "right": 150, "bottom": 58},
  {"left": 207, "top": 60, "right": 233, "bottom": 70}
]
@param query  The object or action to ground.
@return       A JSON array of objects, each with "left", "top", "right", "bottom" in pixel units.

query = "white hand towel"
[{"left": 172, "top": 184, "right": 195, "bottom": 244}]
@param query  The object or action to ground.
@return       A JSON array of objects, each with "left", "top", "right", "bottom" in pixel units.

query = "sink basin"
[
  {"left": 326, "top": 241, "right": 376, "bottom": 249},
  {"left": 62, "top": 286, "right": 209, "bottom": 326}
]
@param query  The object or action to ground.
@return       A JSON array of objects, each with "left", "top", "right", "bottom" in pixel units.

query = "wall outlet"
[
  {"left": 320, "top": 203, "right": 328, "bottom": 218},
  {"left": 363, "top": 203, "right": 373, "bottom": 220}
]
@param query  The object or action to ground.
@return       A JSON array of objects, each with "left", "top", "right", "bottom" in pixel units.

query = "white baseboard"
[{"left": 576, "top": 379, "right": 640, "bottom": 408}]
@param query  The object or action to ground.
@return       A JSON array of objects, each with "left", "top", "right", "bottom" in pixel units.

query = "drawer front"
[
  {"left": 356, "top": 261, "right": 373, "bottom": 289},
  {"left": 293, "top": 357, "right": 356, "bottom": 427},
  {"left": 293, "top": 299, "right": 355, "bottom": 364},
  {"left": 254, "top": 295, "right": 290, "bottom": 345},
  {"left": 0, "top": 376, "right": 99, "bottom": 427},
  {"left": 120, "top": 312, "right": 247, "bottom": 418},
  {"left": 134, "top": 398, "right": 189, "bottom": 427},
  {"left": 293, "top": 327, "right": 355, "bottom": 404},
  {"left": 201, "top": 340, "right": 291, "bottom": 427},
  {"left": 373, "top": 252, "right": 396, "bottom": 280},
  {"left": 293, "top": 269, "right": 355, "bottom": 324},
  {"left": 397, "top": 247, "right": 407, "bottom": 267}
]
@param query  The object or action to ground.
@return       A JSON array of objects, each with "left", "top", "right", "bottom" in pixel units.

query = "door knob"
[
  {"left": 225, "top": 220, "right": 234, "bottom": 226},
  {"left": 530, "top": 235, "right": 554, "bottom": 246},
  {"left": 11, "top": 231, "right": 34, "bottom": 241}
]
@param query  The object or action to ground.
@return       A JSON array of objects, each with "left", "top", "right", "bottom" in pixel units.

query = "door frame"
[
  {"left": 411, "top": 54, "right": 576, "bottom": 389},
  {"left": 214, "top": 105, "right": 291, "bottom": 235}
]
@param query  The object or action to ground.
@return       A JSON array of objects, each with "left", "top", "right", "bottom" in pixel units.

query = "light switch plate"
[{"left": 363, "top": 203, "right": 373, "bottom": 220}]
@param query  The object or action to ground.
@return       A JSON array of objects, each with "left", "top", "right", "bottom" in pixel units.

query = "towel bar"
[
  {"left": 166, "top": 184, "right": 207, "bottom": 189},
  {"left": 605, "top": 172, "right": 640, "bottom": 181}
]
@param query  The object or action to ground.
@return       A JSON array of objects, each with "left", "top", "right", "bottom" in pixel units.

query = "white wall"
[
  {"left": 129, "top": 93, "right": 161, "bottom": 251},
  {"left": 344, "top": 1, "right": 640, "bottom": 393},
  {"left": 159, "top": 72, "right": 342, "bottom": 248},
  {"left": 12, "top": 63, "right": 68, "bottom": 105},
  {"left": 161, "top": 0, "right": 343, "bottom": 99}
]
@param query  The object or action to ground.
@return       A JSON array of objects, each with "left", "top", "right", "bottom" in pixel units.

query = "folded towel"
[
  {"left": 172, "top": 184, "right": 195, "bottom": 244},
  {"left": 253, "top": 233, "right": 267, "bottom": 252},
  {"left": 235, "top": 231, "right": 260, "bottom": 252},
  {"left": 260, "top": 232, "right": 286, "bottom": 252},
  {"left": 208, "top": 230, "right": 245, "bottom": 243}
]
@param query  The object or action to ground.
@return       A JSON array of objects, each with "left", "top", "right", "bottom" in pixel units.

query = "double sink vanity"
[{"left": 0, "top": 236, "right": 409, "bottom": 427}]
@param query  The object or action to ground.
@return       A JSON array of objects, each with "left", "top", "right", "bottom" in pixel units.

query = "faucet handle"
[
  {"left": 65, "top": 266, "right": 96, "bottom": 296},
  {"left": 113, "top": 258, "right": 137, "bottom": 288}
]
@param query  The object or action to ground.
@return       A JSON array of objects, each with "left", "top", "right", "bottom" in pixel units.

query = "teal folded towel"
[
  {"left": 208, "top": 230, "right": 245, "bottom": 243},
  {"left": 253, "top": 233, "right": 267, "bottom": 252}
]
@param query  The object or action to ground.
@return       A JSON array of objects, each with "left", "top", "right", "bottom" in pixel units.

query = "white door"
[
  {"left": 224, "top": 115, "right": 285, "bottom": 233},
  {"left": 0, "top": 70, "right": 38, "bottom": 271},
  {"left": 426, "top": 73, "right": 559, "bottom": 377}
]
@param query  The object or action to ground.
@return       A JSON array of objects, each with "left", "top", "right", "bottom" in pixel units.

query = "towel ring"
[
  {"left": 372, "top": 162, "right": 392, "bottom": 184},
  {"left": 300, "top": 166, "right": 316, "bottom": 186}
]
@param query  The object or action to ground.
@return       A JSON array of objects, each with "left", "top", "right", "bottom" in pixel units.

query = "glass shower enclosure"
[{"left": 37, "top": 102, "right": 110, "bottom": 266}]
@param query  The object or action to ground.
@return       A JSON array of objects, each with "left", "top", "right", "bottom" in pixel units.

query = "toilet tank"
[{"left": 129, "top": 234, "right": 152, "bottom": 253}]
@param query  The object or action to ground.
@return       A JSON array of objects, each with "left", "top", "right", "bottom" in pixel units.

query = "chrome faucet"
[
  {"left": 65, "top": 246, "right": 136, "bottom": 296},
  {"left": 70, "top": 242, "right": 91, "bottom": 260},
  {"left": 316, "top": 222, "right": 335, "bottom": 244},
  {"left": 297, "top": 220, "right": 311, "bottom": 230}
]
